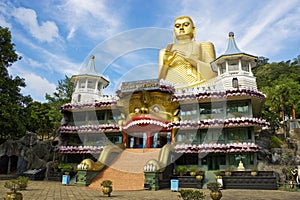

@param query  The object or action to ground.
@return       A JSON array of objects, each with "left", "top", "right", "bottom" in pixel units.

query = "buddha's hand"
[{"left": 163, "top": 50, "right": 176, "bottom": 65}]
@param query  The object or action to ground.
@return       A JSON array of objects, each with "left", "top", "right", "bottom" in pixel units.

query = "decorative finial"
[
  {"left": 229, "top": 32, "right": 234, "bottom": 38},
  {"left": 90, "top": 55, "right": 95, "bottom": 60}
]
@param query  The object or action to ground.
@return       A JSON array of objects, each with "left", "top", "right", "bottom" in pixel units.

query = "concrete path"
[{"left": 1, "top": 180, "right": 300, "bottom": 200}]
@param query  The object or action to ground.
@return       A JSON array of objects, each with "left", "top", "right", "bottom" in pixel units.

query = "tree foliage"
[
  {"left": 24, "top": 102, "right": 53, "bottom": 140},
  {"left": 23, "top": 76, "right": 74, "bottom": 140},
  {"left": 0, "top": 26, "right": 32, "bottom": 140},
  {"left": 44, "top": 76, "right": 74, "bottom": 137},
  {"left": 253, "top": 57, "right": 300, "bottom": 131}
]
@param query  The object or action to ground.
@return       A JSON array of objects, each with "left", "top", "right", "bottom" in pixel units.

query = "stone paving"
[{"left": 1, "top": 180, "right": 300, "bottom": 200}]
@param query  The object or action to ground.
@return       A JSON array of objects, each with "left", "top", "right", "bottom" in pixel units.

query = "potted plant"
[
  {"left": 58, "top": 163, "right": 73, "bottom": 175},
  {"left": 16, "top": 176, "right": 29, "bottom": 190},
  {"left": 101, "top": 180, "right": 113, "bottom": 197},
  {"left": 224, "top": 166, "right": 234, "bottom": 176},
  {"left": 250, "top": 166, "right": 258, "bottom": 176},
  {"left": 288, "top": 175, "right": 295, "bottom": 188},
  {"left": 207, "top": 182, "right": 222, "bottom": 200},
  {"left": 3, "top": 179, "right": 23, "bottom": 200},
  {"left": 195, "top": 168, "right": 204, "bottom": 181},
  {"left": 175, "top": 166, "right": 187, "bottom": 176},
  {"left": 189, "top": 166, "right": 197, "bottom": 176},
  {"left": 178, "top": 189, "right": 205, "bottom": 200},
  {"left": 214, "top": 170, "right": 223, "bottom": 179}
]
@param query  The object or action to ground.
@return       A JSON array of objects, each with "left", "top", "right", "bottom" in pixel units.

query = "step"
[{"left": 89, "top": 148, "right": 160, "bottom": 191}]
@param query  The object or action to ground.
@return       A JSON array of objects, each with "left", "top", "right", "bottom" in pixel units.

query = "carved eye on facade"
[
  {"left": 134, "top": 108, "right": 140, "bottom": 113},
  {"left": 152, "top": 106, "right": 160, "bottom": 113}
]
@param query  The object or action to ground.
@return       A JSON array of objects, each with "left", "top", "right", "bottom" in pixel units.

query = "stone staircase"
[{"left": 88, "top": 148, "right": 160, "bottom": 191}]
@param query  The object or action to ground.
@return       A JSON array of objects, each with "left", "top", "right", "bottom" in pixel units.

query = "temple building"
[{"left": 58, "top": 16, "right": 267, "bottom": 190}]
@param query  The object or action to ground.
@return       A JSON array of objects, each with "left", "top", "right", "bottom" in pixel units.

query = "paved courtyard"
[{"left": 1, "top": 180, "right": 300, "bottom": 200}]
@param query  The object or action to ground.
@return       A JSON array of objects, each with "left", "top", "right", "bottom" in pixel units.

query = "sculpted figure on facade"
[{"left": 158, "top": 16, "right": 217, "bottom": 88}]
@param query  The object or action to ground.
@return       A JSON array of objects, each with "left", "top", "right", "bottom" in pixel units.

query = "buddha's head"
[{"left": 174, "top": 16, "right": 195, "bottom": 41}]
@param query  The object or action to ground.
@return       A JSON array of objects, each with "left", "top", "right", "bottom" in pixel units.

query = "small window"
[
  {"left": 228, "top": 60, "right": 239, "bottom": 71},
  {"left": 87, "top": 80, "right": 95, "bottom": 89},
  {"left": 107, "top": 110, "right": 114, "bottom": 120},
  {"left": 77, "top": 94, "right": 81, "bottom": 102},
  {"left": 242, "top": 61, "right": 249, "bottom": 72},
  {"left": 96, "top": 111, "right": 106, "bottom": 121},
  {"left": 248, "top": 128, "right": 252, "bottom": 140},
  {"left": 79, "top": 80, "right": 85, "bottom": 88},
  {"left": 219, "top": 63, "right": 226, "bottom": 74}
]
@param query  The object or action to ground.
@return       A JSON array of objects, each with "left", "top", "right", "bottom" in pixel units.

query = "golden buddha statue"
[{"left": 158, "top": 16, "right": 216, "bottom": 88}]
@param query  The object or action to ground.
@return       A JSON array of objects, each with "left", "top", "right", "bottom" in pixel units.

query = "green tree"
[
  {"left": 253, "top": 58, "right": 300, "bottom": 131},
  {"left": 25, "top": 102, "right": 56, "bottom": 140},
  {"left": 45, "top": 75, "right": 74, "bottom": 105},
  {"left": 0, "top": 26, "right": 32, "bottom": 140},
  {"left": 44, "top": 75, "right": 74, "bottom": 138}
]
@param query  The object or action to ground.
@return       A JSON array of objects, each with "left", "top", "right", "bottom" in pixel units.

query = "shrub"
[
  {"left": 17, "top": 176, "right": 29, "bottom": 190},
  {"left": 58, "top": 163, "right": 73, "bottom": 173},
  {"left": 250, "top": 166, "right": 258, "bottom": 172},
  {"left": 196, "top": 168, "right": 204, "bottom": 176},
  {"left": 178, "top": 189, "right": 205, "bottom": 200},
  {"left": 4, "top": 180, "right": 20, "bottom": 193},
  {"left": 175, "top": 166, "right": 187, "bottom": 176},
  {"left": 101, "top": 180, "right": 112, "bottom": 187},
  {"left": 189, "top": 166, "right": 197, "bottom": 173},
  {"left": 270, "top": 135, "right": 284, "bottom": 148},
  {"left": 207, "top": 182, "right": 221, "bottom": 192},
  {"left": 225, "top": 165, "right": 235, "bottom": 172},
  {"left": 214, "top": 170, "right": 224, "bottom": 177}
]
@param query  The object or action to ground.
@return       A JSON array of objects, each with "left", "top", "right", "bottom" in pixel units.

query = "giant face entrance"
[
  {"left": 202, "top": 154, "right": 226, "bottom": 171},
  {"left": 127, "top": 132, "right": 171, "bottom": 148}
]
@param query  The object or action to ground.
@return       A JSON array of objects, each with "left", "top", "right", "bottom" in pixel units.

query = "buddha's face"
[{"left": 174, "top": 17, "right": 194, "bottom": 40}]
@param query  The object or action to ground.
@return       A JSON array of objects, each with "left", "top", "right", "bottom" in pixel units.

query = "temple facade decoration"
[{"left": 58, "top": 16, "right": 266, "bottom": 190}]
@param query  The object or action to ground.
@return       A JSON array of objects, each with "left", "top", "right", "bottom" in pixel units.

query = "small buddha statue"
[
  {"left": 158, "top": 16, "right": 216, "bottom": 88},
  {"left": 237, "top": 160, "right": 245, "bottom": 171}
]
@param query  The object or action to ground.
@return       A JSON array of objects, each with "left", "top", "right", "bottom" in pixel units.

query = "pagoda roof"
[
  {"left": 80, "top": 55, "right": 99, "bottom": 76},
  {"left": 224, "top": 32, "right": 242, "bottom": 55},
  {"left": 71, "top": 55, "right": 109, "bottom": 87},
  {"left": 212, "top": 32, "right": 257, "bottom": 64}
]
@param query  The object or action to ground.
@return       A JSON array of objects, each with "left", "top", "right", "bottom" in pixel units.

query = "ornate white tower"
[
  {"left": 71, "top": 55, "right": 109, "bottom": 103},
  {"left": 211, "top": 32, "right": 258, "bottom": 90}
]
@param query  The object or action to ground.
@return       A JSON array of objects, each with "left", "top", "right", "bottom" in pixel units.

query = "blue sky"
[{"left": 1, "top": 0, "right": 300, "bottom": 102}]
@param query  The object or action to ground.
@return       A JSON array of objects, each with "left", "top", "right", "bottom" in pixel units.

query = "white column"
[
  {"left": 85, "top": 78, "right": 88, "bottom": 90},
  {"left": 95, "top": 80, "right": 99, "bottom": 93},
  {"left": 225, "top": 60, "right": 229, "bottom": 73},
  {"left": 75, "top": 80, "right": 79, "bottom": 90},
  {"left": 249, "top": 62, "right": 252, "bottom": 73},
  {"left": 238, "top": 59, "right": 242, "bottom": 71}
]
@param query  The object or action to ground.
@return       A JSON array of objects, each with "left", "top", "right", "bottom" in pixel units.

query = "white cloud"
[
  {"left": 67, "top": 26, "right": 76, "bottom": 40},
  {"left": 238, "top": 0, "right": 299, "bottom": 48},
  {"left": 12, "top": 7, "right": 60, "bottom": 42},
  {"left": 0, "top": 16, "right": 11, "bottom": 28},
  {"left": 165, "top": 0, "right": 300, "bottom": 60},
  {"left": 12, "top": 31, "right": 79, "bottom": 76},
  {"left": 21, "top": 73, "right": 57, "bottom": 102},
  {"left": 56, "top": 0, "right": 123, "bottom": 40},
  {"left": 0, "top": 1, "right": 12, "bottom": 28}
]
